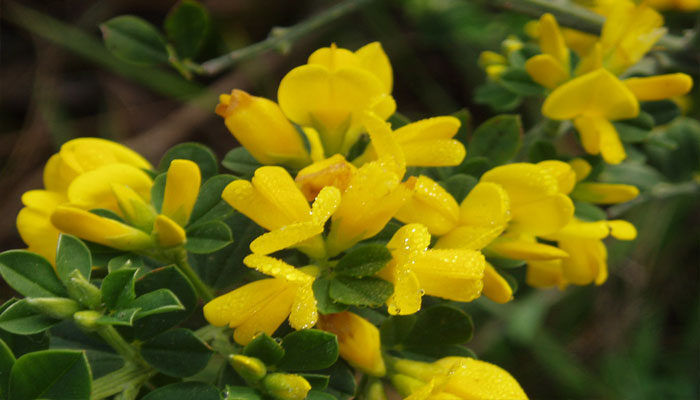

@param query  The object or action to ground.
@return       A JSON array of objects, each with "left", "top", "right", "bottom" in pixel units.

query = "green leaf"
[
  {"left": 487, "top": 257, "right": 526, "bottom": 269},
  {"left": 301, "top": 374, "right": 330, "bottom": 390},
  {"left": 100, "top": 15, "right": 168, "bottom": 65},
  {"left": 322, "top": 361, "right": 356, "bottom": 399},
  {"left": 186, "top": 220, "right": 233, "bottom": 254},
  {"left": 403, "top": 305, "right": 473, "bottom": 349},
  {"left": 328, "top": 276, "right": 393, "bottom": 307},
  {"left": 222, "top": 147, "right": 262, "bottom": 177},
  {"left": 307, "top": 390, "right": 336, "bottom": 400},
  {"left": 498, "top": 67, "right": 545, "bottom": 96},
  {"left": 600, "top": 163, "right": 665, "bottom": 191},
  {"left": 469, "top": 115, "right": 522, "bottom": 165},
  {"left": 573, "top": 201, "right": 607, "bottom": 222},
  {"left": 243, "top": 333, "right": 285, "bottom": 365},
  {"left": 130, "top": 289, "right": 184, "bottom": 319},
  {"left": 0, "top": 299, "right": 59, "bottom": 335},
  {"left": 8, "top": 350, "right": 91, "bottom": 400},
  {"left": 439, "top": 174, "right": 477, "bottom": 203},
  {"left": 335, "top": 244, "right": 392, "bottom": 278},
  {"left": 188, "top": 174, "right": 237, "bottom": 227},
  {"left": 312, "top": 278, "right": 350, "bottom": 315},
  {"left": 380, "top": 315, "right": 416, "bottom": 347},
  {"left": 160, "top": 142, "right": 218, "bottom": 181},
  {"left": 474, "top": 82, "right": 521, "bottom": 112},
  {"left": 164, "top": 0, "right": 210, "bottom": 59},
  {"left": 278, "top": 329, "right": 339, "bottom": 371},
  {"left": 642, "top": 100, "right": 681, "bottom": 126},
  {"left": 454, "top": 156, "right": 491, "bottom": 178},
  {"left": 0, "top": 251, "right": 67, "bottom": 298},
  {"left": 141, "top": 328, "right": 212, "bottom": 377},
  {"left": 132, "top": 265, "right": 197, "bottom": 340},
  {"left": 101, "top": 268, "right": 138, "bottom": 310},
  {"left": 107, "top": 254, "right": 145, "bottom": 273},
  {"left": 56, "top": 234, "right": 92, "bottom": 283},
  {"left": 615, "top": 112, "right": 654, "bottom": 143},
  {"left": 528, "top": 140, "right": 557, "bottom": 163},
  {"left": 95, "top": 308, "right": 140, "bottom": 327},
  {"left": 142, "top": 382, "right": 221, "bottom": 400},
  {"left": 0, "top": 338, "right": 14, "bottom": 397},
  {"left": 224, "top": 385, "right": 263, "bottom": 400},
  {"left": 151, "top": 173, "right": 167, "bottom": 213}
]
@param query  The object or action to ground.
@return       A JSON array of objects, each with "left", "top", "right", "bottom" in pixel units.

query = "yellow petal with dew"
[
  {"left": 289, "top": 283, "right": 318, "bottom": 330},
  {"left": 161, "top": 159, "right": 201, "bottom": 227},
  {"left": 203, "top": 278, "right": 287, "bottom": 327},
  {"left": 624, "top": 73, "right": 693, "bottom": 101},
  {"left": 318, "top": 312, "right": 386, "bottom": 376},
  {"left": 481, "top": 262, "right": 513, "bottom": 303},
  {"left": 296, "top": 154, "right": 356, "bottom": 201},
  {"left": 67, "top": 163, "right": 153, "bottom": 212},
  {"left": 243, "top": 254, "right": 314, "bottom": 284},
  {"left": 442, "top": 358, "right": 528, "bottom": 400},
  {"left": 607, "top": 219, "right": 637, "bottom": 240},
  {"left": 355, "top": 41, "right": 393, "bottom": 93},
  {"left": 363, "top": 111, "right": 405, "bottom": 174},
  {"left": 574, "top": 116, "right": 626, "bottom": 164},
  {"left": 51, "top": 206, "right": 152, "bottom": 251},
  {"left": 394, "top": 116, "right": 461, "bottom": 143},
  {"left": 394, "top": 176, "right": 459, "bottom": 236},
  {"left": 510, "top": 193, "right": 574, "bottom": 236},
  {"left": 111, "top": 184, "right": 155, "bottom": 232},
  {"left": 538, "top": 13, "right": 569, "bottom": 71},
  {"left": 249, "top": 222, "right": 323, "bottom": 255},
  {"left": 572, "top": 182, "right": 639, "bottom": 204},
  {"left": 488, "top": 236, "right": 569, "bottom": 260},
  {"left": 459, "top": 182, "right": 511, "bottom": 227},
  {"left": 385, "top": 266, "right": 422, "bottom": 316},
  {"left": 153, "top": 214, "right": 186, "bottom": 247},
  {"left": 233, "top": 286, "right": 296, "bottom": 345},
  {"left": 568, "top": 158, "right": 592, "bottom": 182},
  {"left": 413, "top": 249, "right": 484, "bottom": 303},
  {"left": 59, "top": 137, "right": 152, "bottom": 174},
  {"left": 537, "top": 160, "right": 576, "bottom": 194},
  {"left": 542, "top": 69, "right": 639, "bottom": 121},
  {"left": 434, "top": 225, "right": 503, "bottom": 251},
  {"left": 525, "top": 54, "right": 569, "bottom": 89},
  {"left": 310, "top": 186, "right": 342, "bottom": 225},
  {"left": 480, "top": 163, "right": 557, "bottom": 207},
  {"left": 252, "top": 166, "right": 311, "bottom": 223},
  {"left": 401, "top": 140, "right": 466, "bottom": 167}
]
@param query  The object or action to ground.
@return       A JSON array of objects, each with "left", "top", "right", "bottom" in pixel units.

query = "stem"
[
  {"left": 91, "top": 363, "right": 156, "bottom": 400},
  {"left": 608, "top": 181, "right": 699, "bottom": 218},
  {"left": 173, "top": 248, "right": 215, "bottom": 302},
  {"left": 97, "top": 325, "right": 148, "bottom": 368},
  {"left": 485, "top": 0, "right": 688, "bottom": 51},
  {"left": 199, "top": 0, "right": 374, "bottom": 75}
]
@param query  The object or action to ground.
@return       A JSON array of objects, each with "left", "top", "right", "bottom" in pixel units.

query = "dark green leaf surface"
[
  {"left": 278, "top": 329, "right": 339, "bottom": 371},
  {"left": 101, "top": 15, "right": 168, "bottom": 65},
  {"left": 0, "top": 300, "right": 60, "bottom": 335},
  {"left": 164, "top": 0, "right": 210, "bottom": 59},
  {"left": 188, "top": 174, "right": 237, "bottom": 227},
  {"left": 222, "top": 147, "right": 262, "bottom": 177},
  {"left": 101, "top": 268, "right": 138, "bottom": 310},
  {"left": 131, "top": 289, "right": 184, "bottom": 319},
  {"left": 56, "top": 235, "right": 92, "bottom": 283},
  {"left": 243, "top": 332, "right": 285, "bottom": 365},
  {"left": 0, "top": 338, "right": 15, "bottom": 397},
  {"left": 403, "top": 305, "right": 474, "bottom": 348},
  {"left": 186, "top": 220, "right": 233, "bottom": 254},
  {"left": 160, "top": 142, "right": 218, "bottom": 181},
  {"left": 141, "top": 328, "right": 212, "bottom": 377},
  {"left": 313, "top": 278, "right": 350, "bottom": 315},
  {"left": 335, "top": 244, "right": 392, "bottom": 277},
  {"left": 224, "top": 385, "right": 263, "bottom": 400},
  {"left": 0, "top": 251, "right": 67, "bottom": 298},
  {"left": 8, "top": 350, "right": 91, "bottom": 400},
  {"left": 499, "top": 67, "right": 545, "bottom": 96},
  {"left": 142, "top": 381, "right": 221, "bottom": 400},
  {"left": 329, "top": 276, "right": 393, "bottom": 307},
  {"left": 469, "top": 115, "right": 522, "bottom": 165}
]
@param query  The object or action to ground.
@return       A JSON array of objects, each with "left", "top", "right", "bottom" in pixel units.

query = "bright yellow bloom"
[
  {"left": 16, "top": 138, "right": 152, "bottom": 263},
  {"left": 222, "top": 166, "right": 340, "bottom": 258},
  {"left": 525, "top": 14, "right": 570, "bottom": 89},
  {"left": 203, "top": 255, "right": 317, "bottom": 345},
  {"left": 390, "top": 356, "right": 528, "bottom": 400},
  {"left": 325, "top": 160, "right": 413, "bottom": 256},
  {"left": 278, "top": 42, "right": 396, "bottom": 156},
  {"left": 356, "top": 113, "right": 466, "bottom": 168},
  {"left": 295, "top": 154, "right": 357, "bottom": 201},
  {"left": 379, "top": 224, "right": 484, "bottom": 315},
  {"left": 216, "top": 89, "right": 311, "bottom": 168},
  {"left": 317, "top": 311, "right": 386, "bottom": 376},
  {"left": 527, "top": 218, "right": 637, "bottom": 288},
  {"left": 160, "top": 159, "right": 201, "bottom": 227},
  {"left": 624, "top": 73, "right": 694, "bottom": 102},
  {"left": 568, "top": 158, "right": 640, "bottom": 204}
]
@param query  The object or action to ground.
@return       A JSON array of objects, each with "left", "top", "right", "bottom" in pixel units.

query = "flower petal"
[
  {"left": 243, "top": 254, "right": 313, "bottom": 283},
  {"left": 222, "top": 179, "right": 290, "bottom": 231},
  {"left": 233, "top": 286, "right": 296, "bottom": 345},
  {"left": 571, "top": 182, "right": 639, "bottom": 204},
  {"left": 413, "top": 249, "right": 485, "bottom": 302},
  {"left": 510, "top": 193, "right": 574, "bottom": 236},
  {"left": 481, "top": 262, "right": 513, "bottom": 303},
  {"left": 153, "top": 214, "right": 186, "bottom": 247},
  {"left": 67, "top": 164, "right": 153, "bottom": 212},
  {"left": 161, "top": 159, "right": 201, "bottom": 227},
  {"left": 288, "top": 283, "right": 318, "bottom": 330},
  {"left": 574, "top": 115, "right": 626, "bottom": 164},
  {"left": 249, "top": 222, "right": 323, "bottom": 255},
  {"left": 252, "top": 167, "right": 311, "bottom": 223},
  {"left": 355, "top": 42, "right": 393, "bottom": 93},
  {"left": 538, "top": 13, "right": 569, "bottom": 70},
  {"left": 481, "top": 163, "right": 558, "bottom": 207},
  {"left": 525, "top": 54, "right": 569, "bottom": 89},
  {"left": 488, "top": 236, "right": 569, "bottom": 260},
  {"left": 394, "top": 176, "right": 459, "bottom": 236},
  {"left": 526, "top": 260, "right": 565, "bottom": 289},
  {"left": 624, "top": 73, "right": 693, "bottom": 101},
  {"left": 607, "top": 220, "right": 637, "bottom": 240},
  {"left": 203, "top": 278, "right": 287, "bottom": 327},
  {"left": 401, "top": 140, "right": 466, "bottom": 167}
]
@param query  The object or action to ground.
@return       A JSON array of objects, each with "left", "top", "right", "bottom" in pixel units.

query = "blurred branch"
[
  {"left": 608, "top": 181, "right": 699, "bottom": 218},
  {"left": 484, "top": 0, "right": 691, "bottom": 51},
  {"left": 199, "top": 0, "right": 374, "bottom": 76}
]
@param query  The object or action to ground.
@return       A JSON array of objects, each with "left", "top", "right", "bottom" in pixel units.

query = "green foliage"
[
  {"left": 468, "top": 115, "right": 523, "bottom": 165},
  {"left": 101, "top": 16, "right": 169, "bottom": 65},
  {"left": 140, "top": 328, "right": 212, "bottom": 377},
  {"left": 185, "top": 220, "right": 233, "bottom": 254},
  {"left": 165, "top": 1, "right": 211, "bottom": 59},
  {"left": 7, "top": 350, "right": 91, "bottom": 400},
  {"left": 56, "top": 235, "right": 92, "bottom": 283},
  {"left": 334, "top": 244, "right": 392, "bottom": 277},
  {"left": 0, "top": 300, "right": 60, "bottom": 335},
  {"left": 0, "top": 251, "right": 67, "bottom": 298},
  {"left": 143, "top": 382, "right": 221, "bottom": 400},
  {"left": 499, "top": 68, "right": 545, "bottom": 96},
  {"left": 328, "top": 276, "right": 393, "bottom": 307},
  {"left": 222, "top": 147, "right": 263, "bottom": 177},
  {"left": 277, "top": 330, "right": 339, "bottom": 371},
  {"left": 244, "top": 333, "right": 285, "bottom": 365},
  {"left": 160, "top": 142, "right": 219, "bottom": 181}
]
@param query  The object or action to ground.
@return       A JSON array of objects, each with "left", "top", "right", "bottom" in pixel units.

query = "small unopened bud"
[
  {"left": 26, "top": 297, "right": 80, "bottom": 320},
  {"left": 262, "top": 373, "right": 311, "bottom": 400},
  {"left": 365, "top": 378, "right": 388, "bottom": 400},
  {"left": 66, "top": 269, "right": 102, "bottom": 310},
  {"left": 229, "top": 354, "right": 267, "bottom": 383},
  {"left": 73, "top": 310, "right": 102, "bottom": 332},
  {"left": 389, "top": 374, "right": 426, "bottom": 398}
]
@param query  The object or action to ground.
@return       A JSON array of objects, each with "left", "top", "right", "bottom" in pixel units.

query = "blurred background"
[{"left": 1, "top": 0, "right": 698, "bottom": 398}]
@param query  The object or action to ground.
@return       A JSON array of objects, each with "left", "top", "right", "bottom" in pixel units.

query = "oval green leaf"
[
  {"left": 278, "top": 329, "right": 338, "bottom": 371},
  {"left": 8, "top": 350, "right": 91, "bottom": 400},
  {"left": 56, "top": 234, "right": 92, "bottom": 283},
  {"left": 141, "top": 328, "right": 212, "bottom": 377},
  {"left": 0, "top": 251, "right": 66, "bottom": 298},
  {"left": 101, "top": 15, "right": 168, "bottom": 65}
]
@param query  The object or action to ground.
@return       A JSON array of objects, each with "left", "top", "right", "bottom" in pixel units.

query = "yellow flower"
[
  {"left": 525, "top": 13, "right": 570, "bottom": 89},
  {"left": 295, "top": 154, "right": 357, "bottom": 201},
  {"left": 222, "top": 166, "right": 341, "bottom": 258},
  {"left": 354, "top": 112, "right": 466, "bottom": 168},
  {"left": 527, "top": 218, "right": 637, "bottom": 288},
  {"left": 203, "top": 255, "right": 317, "bottom": 345},
  {"left": 278, "top": 42, "right": 396, "bottom": 156},
  {"left": 647, "top": 0, "right": 700, "bottom": 11},
  {"left": 390, "top": 356, "right": 528, "bottom": 400},
  {"left": 16, "top": 138, "right": 152, "bottom": 263},
  {"left": 325, "top": 160, "right": 413, "bottom": 256},
  {"left": 378, "top": 224, "right": 484, "bottom": 315},
  {"left": 317, "top": 311, "right": 386, "bottom": 376},
  {"left": 216, "top": 89, "right": 311, "bottom": 168},
  {"left": 568, "top": 158, "right": 640, "bottom": 204}
]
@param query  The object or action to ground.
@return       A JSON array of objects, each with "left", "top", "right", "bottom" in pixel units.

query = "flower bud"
[
  {"left": 65, "top": 269, "right": 102, "bottom": 310},
  {"left": 152, "top": 214, "right": 187, "bottom": 248},
  {"left": 229, "top": 354, "right": 267, "bottom": 384},
  {"left": 73, "top": 310, "right": 102, "bottom": 332},
  {"left": 365, "top": 378, "right": 388, "bottom": 400},
  {"left": 26, "top": 297, "right": 80, "bottom": 320},
  {"left": 317, "top": 312, "right": 386, "bottom": 376},
  {"left": 262, "top": 373, "right": 311, "bottom": 400}
]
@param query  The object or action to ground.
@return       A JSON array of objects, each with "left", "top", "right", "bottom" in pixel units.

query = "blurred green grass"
[{"left": 0, "top": 1, "right": 698, "bottom": 398}]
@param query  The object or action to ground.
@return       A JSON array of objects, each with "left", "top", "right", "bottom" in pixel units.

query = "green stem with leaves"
[
  {"left": 97, "top": 325, "right": 148, "bottom": 368},
  {"left": 199, "top": 0, "right": 374, "bottom": 75},
  {"left": 91, "top": 363, "right": 156, "bottom": 400}
]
